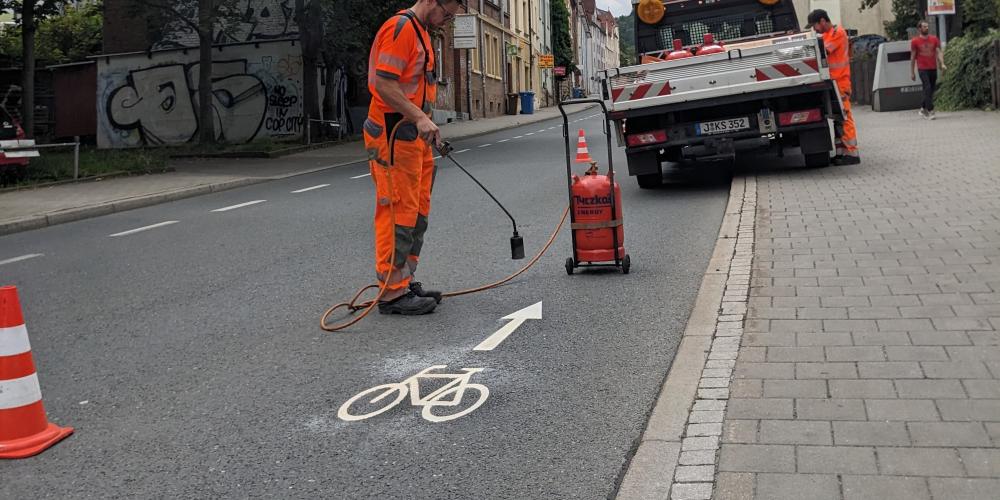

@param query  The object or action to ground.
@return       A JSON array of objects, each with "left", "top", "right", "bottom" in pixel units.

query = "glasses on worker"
[{"left": 435, "top": 0, "right": 462, "bottom": 22}]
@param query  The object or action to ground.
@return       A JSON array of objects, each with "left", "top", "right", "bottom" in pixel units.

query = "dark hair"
[
  {"left": 806, "top": 9, "right": 830, "bottom": 27},
  {"left": 918, "top": 19, "right": 930, "bottom": 26}
]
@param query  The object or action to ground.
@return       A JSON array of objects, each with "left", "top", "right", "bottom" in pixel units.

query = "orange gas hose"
[{"left": 320, "top": 123, "right": 569, "bottom": 332}]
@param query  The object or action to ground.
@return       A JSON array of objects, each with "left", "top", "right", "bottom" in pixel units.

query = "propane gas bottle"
[
  {"left": 698, "top": 33, "right": 725, "bottom": 55},
  {"left": 571, "top": 164, "right": 625, "bottom": 263},
  {"left": 665, "top": 39, "right": 693, "bottom": 61}
]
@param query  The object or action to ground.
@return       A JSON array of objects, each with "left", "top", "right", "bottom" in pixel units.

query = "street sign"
[
  {"left": 539, "top": 54, "right": 554, "bottom": 69},
  {"left": 454, "top": 36, "right": 477, "bottom": 49},
  {"left": 454, "top": 14, "right": 477, "bottom": 37},
  {"left": 928, "top": 0, "right": 956, "bottom": 15},
  {"left": 554, "top": 66, "right": 567, "bottom": 76},
  {"left": 507, "top": 43, "right": 519, "bottom": 56}
]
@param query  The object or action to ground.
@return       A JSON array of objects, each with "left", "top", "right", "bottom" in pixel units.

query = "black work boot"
[
  {"left": 410, "top": 282, "right": 443, "bottom": 303},
  {"left": 378, "top": 291, "right": 437, "bottom": 315},
  {"left": 833, "top": 155, "right": 861, "bottom": 166}
]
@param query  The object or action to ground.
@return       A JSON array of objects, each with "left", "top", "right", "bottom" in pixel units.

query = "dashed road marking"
[
  {"left": 291, "top": 184, "right": 330, "bottom": 193},
  {"left": 478, "top": 144, "right": 491, "bottom": 148},
  {"left": 525, "top": 132, "right": 534, "bottom": 136},
  {"left": 0, "top": 254, "right": 43, "bottom": 266},
  {"left": 455, "top": 149, "right": 470, "bottom": 154},
  {"left": 498, "top": 139, "right": 509, "bottom": 143},
  {"left": 109, "top": 221, "right": 179, "bottom": 237},
  {"left": 211, "top": 200, "right": 266, "bottom": 212},
  {"left": 350, "top": 173, "right": 372, "bottom": 179}
]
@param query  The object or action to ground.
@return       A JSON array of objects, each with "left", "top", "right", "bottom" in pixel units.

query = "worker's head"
[
  {"left": 918, "top": 20, "right": 930, "bottom": 36},
  {"left": 806, "top": 10, "right": 832, "bottom": 34},
  {"left": 414, "top": 0, "right": 465, "bottom": 28}
]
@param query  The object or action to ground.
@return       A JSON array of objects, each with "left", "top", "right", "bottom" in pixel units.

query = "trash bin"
[
  {"left": 572, "top": 87, "right": 585, "bottom": 99},
  {"left": 505, "top": 93, "right": 519, "bottom": 115},
  {"left": 518, "top": 91, "right": 535, "bottom": 114}
]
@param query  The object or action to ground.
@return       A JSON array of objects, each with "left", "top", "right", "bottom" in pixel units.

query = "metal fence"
[{"left": 991, "top": 40, "right": 1000, "bottom": 110}]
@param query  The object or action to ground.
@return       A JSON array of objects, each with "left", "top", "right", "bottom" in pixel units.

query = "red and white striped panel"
[
  {"left": 754, "top": 58, "right": 819, "bottom": 81},
  {"left": 611, "top": 80, "right": 672, "bottom": 103}
]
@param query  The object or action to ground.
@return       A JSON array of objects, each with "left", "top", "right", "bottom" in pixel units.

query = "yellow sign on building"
[{"left": 539, "top": 54, "right": 554, "bottom": 69}]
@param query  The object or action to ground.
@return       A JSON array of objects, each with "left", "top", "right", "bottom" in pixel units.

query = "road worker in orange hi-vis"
[
  {"left": 807, "top": 9, "right": 861, "bottom": 166},
  {"left": 364, "top": 0, "right": 465, "bottom": 315}
]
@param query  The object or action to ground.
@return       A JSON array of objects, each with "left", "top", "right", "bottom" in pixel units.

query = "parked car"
[{"left": 0, "top": 108, "right": 30, "bottom": 187}]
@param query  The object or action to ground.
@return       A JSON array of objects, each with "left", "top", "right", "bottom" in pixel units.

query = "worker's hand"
[{"left": 416, "top": 116, "right": 441, "bottom": 148}]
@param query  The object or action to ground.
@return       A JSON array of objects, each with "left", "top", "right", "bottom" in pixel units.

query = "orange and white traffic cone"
[
  {"left": 0, "top": 286, "right": 72, "bottom": 459},
  {"left": 575, "top": 129, "right": 594, "bottom": 164}
]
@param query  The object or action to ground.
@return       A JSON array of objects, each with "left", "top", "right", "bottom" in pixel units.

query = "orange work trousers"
[
  {"left": 363, "top": 114, "right": 435, "bottom": 296},
  {"left": 835, "top": 80, "right": 859, "bottom": 157}
]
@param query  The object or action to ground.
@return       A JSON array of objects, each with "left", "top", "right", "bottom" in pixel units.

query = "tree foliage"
[
  {"left": 551, "top": 0, "right": 575, "bottom": 74},
  {"left": 0, "top": 2, "right": 102, "bottom": 65},
  {"left": 617, "top": 12, "right": 635, "bottom": 66},
  {"left": 322, "top": 0, "right": 410, "bottom": 72},
  {"left": 936, "top": 28, "right": 1000, "bottom": 109},
  {"left": 962, "top": 0, "right": 1000, "bottom": 35},
  {"left": 883, "top": 0, "right": 921, "bottom": 40}
]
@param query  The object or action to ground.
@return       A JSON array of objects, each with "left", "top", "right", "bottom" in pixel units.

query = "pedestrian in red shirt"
[{"left": 910, "top": 20, "right": 947, "bottom": 119}]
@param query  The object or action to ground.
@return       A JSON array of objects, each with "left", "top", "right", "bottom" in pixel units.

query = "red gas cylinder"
[
  {"left": 571, "top": 163, "right": 625, "bottom": 263},
  {"left": 665, "top": 38, "right": 693, "bottom": 61},
  {"left": 698, "top": 33, "right": 725, "bottom": 55}
]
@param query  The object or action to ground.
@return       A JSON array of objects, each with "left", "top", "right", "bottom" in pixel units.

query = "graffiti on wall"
[
  {"left": 98, "top": 41, "right": 309, "bottom": 148},
  {"left": 154, "top": 0, "right": 298, "bottom": 50}
]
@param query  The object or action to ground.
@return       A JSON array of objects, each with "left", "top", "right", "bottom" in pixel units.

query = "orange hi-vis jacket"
[
  {"left": 823, "top": 25, "right": 851, "bottom": 92},
  {"left": 367, "top": 10, "right": 437, "bottom": 120},
  {"left": 364, "top": 10, "right": 439, "bottom": 294}
]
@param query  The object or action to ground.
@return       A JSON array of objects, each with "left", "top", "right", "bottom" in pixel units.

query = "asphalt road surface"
[{"left": 0, "top": 110, "right": 730, "bottom": 499}]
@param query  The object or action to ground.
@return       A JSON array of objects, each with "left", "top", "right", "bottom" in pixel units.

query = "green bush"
[{"left": 936, "top": 29, "right": 1000, "bottom": 110}]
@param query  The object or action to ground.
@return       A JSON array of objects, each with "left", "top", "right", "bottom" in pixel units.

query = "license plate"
[{"left": 697, "top": 117, "right": 750, "bottom": 136}]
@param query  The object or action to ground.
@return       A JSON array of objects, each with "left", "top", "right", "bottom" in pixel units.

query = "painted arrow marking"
[{"left": 473, "top": 301, "right": 542, "bottom": 351}]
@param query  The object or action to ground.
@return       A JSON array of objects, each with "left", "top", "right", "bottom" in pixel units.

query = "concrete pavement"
[
  {"left": 618, "top": 107, "right": 1000, "bottom": 499},
  {"left": 0, "top": 103, "right": 594, "bottom": 236}
]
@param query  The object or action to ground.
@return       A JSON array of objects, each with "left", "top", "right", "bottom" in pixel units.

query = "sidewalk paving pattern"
[
  {"left": 0, "top": 104, "right": 593, "bottom": 235},
  {"left": 715, "top": 109, "right": 1000, "bottom": 499}
]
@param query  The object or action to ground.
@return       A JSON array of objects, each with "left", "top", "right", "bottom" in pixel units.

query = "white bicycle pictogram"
[{"left": 338, "top": 365, "right": 490, "bottom": 423}]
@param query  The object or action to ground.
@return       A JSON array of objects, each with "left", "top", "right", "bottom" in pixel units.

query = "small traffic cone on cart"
[
  {"left": 575, "top": 129, "right": 594, "bottom": 164},
  {"left": 0, "top": 286, "right": 73, "bottom": 459}
]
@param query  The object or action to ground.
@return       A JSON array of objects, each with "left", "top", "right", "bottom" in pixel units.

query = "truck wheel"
[
  {"left": 804, "top": 152, "right": 831, "bottom": 168},
  {"left": 636, "top": 173, "right": 663, "bottom": 189}
]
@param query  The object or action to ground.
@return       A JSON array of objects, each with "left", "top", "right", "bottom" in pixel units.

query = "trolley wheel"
[
  {"left": 565, "top": 257, "right": 575, "bottom": 275},
  {"left": 622, "top": 254, "right": 631, "bottom": 274}
]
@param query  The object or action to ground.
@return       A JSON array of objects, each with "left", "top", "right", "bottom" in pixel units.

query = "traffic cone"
[
  {"left": 0, "top": 286, "right": 72, "bottom": 459},
  {"left": 575, "top": 129, "right": 594, "bottom": 164}
]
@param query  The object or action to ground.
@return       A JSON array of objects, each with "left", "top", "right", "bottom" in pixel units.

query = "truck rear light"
[
  {"left": 778, "top": 108, "right": 822, "bottom": 126},
  {"left": 626, "top": 130, "right": 667, "bottom": 147}
]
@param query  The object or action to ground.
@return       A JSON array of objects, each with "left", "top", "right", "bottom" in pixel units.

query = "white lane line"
[
  {"left": 109, "top": 221, "right": 179, "bottom": 237},
  {"left": 455, "top": 148, "right": 470, "bottom": 154},
  {"left": 433, "top": 155, "right": 442, "bottom": 160},
  {"left": 0, "top": 254, "right": 43, "bottom": 266},
  {"left": 498, "top": 139, "right": 509, "bottom": 143},
  {"left": 350, "top": 173, "right": 372, "bottom": 179},
  {"left": 514, "top": 135, "right": 523, "bottom": 139},
  {"left": 548, "top": 127, "right": 557, "bottom": 130},
  {"left": 478, "top": 144, "right": 491, "bottom": 148},
  {"left": 211, "top": 200, "right": 266, "bottom": 212},
  {"left": 538, "top": 129, "right": 546, "bottom": 133},
  {"left": 291, "top": 184, "right": 329, "bottom": 193},
  {"left": 525, "top": 132, "right": 534, "bottom": 136}
]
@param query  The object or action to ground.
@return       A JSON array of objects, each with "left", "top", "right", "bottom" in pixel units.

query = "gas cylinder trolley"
[{"left": 558, "top": 98, "right": 630, "bottom": 275}]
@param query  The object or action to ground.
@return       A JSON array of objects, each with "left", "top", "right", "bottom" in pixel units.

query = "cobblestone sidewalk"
[{"left": 715, "top": 109, "right": 1000, "bottom": 499}]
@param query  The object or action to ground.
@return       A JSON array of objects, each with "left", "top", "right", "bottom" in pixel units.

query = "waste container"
[
  {"left": 518, "top": 91, "right": 535, "bottom": 114},
  {"left": 572, "top": 87, "right": 584, "bottom": 99},
  {"left": 505, "top": 93, "right": 519, "bottom": 115}
]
